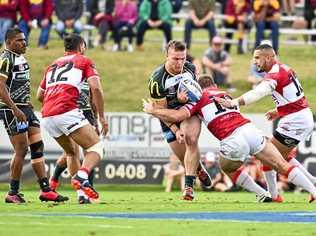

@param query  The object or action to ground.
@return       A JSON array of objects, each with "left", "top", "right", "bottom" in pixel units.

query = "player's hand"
[
  {"left": 142, "top": 98, "right": 155, "bottom": 114},
  {"left": 176, "top": 130, "right": 185, "bottom": 144},
  {"left": 177, "top": 90, "right": 188, "bottom": 103},
  {"left": 265, "top": 109, "right": 279, "bottom": 121},
  {"left": 215, "top": 97, "right": 233, "bottom": 108},
  {"left": 12, "top": 107, "right": 27, "bottom": 123},
  {"left": 99, "top": 117, "right": 109, "bottom": 136}
]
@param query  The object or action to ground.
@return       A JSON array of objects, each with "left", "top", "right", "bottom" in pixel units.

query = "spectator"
[
  {"left": 201, "top": 152, "right": 233, "bottom": 192},
  {"left": 304, "top": 0, "right": 316, "bottom": 42},
  {"left": 163, "top": 154, "right": 185, "bottom": 192},
  {"left": 253, "top": 0, "right": 281, "bottom": 53},
  {"left": 171, "top": 0, "right": 183, "bottom": 13},
  {"left": 136, "top": 0, "right": 172, "bottom": 51},
  {"left": 93, "top": 0, "right": 115, "bottom": 49},
  {"left": 55, "top": 0, "right": 84, "bottom": 38},
  {"left": 224, "top": 0, "right": 251, "bottom": 54},
  {"left": 112, "top": 0, "right": 138, "bottom": 52},
  {"left": 184, "top": 0, "right": 216, "bottom": 50},
  {"left": 202, "top": 36, "right": 235, "bottom": 90},
  {"left": 18, "top": 0, "right": 53, "bottom": 49},
  {"left": 0, "top": 0, "right": 18, "bottom": 47},
  {"left": 281, "top": 0, "right": 295, "bottom": 16}
]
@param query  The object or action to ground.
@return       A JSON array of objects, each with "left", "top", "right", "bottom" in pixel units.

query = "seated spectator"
[
  {"left": 184, "top": 0, "right": 216, "bottom": 50},
  {"left": 112, "top": 0, "right": 138, "bottom": 52},
  {"left": 304, "top": 0, "right": 316, "bottom": 42},
  {"left": 253, "top": 0, "right": 281, "bottom": 54},
  {"left": 93, "top": 0, "right": 115, "bottom": 49},
  {"left": 201, "top": 152, "right": 233, "bottom": 191},
  {"left": 281, "top": 0, "right": 295, "bottom": 16},
  {"left": 224, "top": 0, "right": 251, "bottom": 54},
  {"left": 18, "top": 0, "right": 53, "bottom": 49},
  {"left": 0, "top": 0, "right": 18, "bottom": 47},
  {"left": 202, "top": 36, "right": 235, "bottom": 90},
  {"left": 136, "top": 0, "right": 172, "bottom": 51},
  {"left": 55, "top": 0, "right": 84, "bottom": 38},
  {"left": 163, "top": 154, "right": 185, "bottom": 192}
]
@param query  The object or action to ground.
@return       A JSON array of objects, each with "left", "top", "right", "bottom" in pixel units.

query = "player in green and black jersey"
[
  {"left": 147, "top": 40, "right": 212, "bottom": 200},
  {"left": 0, "top": 28, "right": 68, "bottom": 203}
]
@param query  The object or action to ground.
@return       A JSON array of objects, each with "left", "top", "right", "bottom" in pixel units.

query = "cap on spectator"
[
  {"left": 205, "top": 152, "right": 216, "bottom": 162},
  {"left": 212, "top": 36, "right": 223, "bottom": 44}
]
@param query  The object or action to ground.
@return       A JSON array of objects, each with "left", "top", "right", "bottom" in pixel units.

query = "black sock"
[
  {"left": 185, "top": 175, "right": 196, "bottom": 188},
  {"left": 9, "top": 179, "right": 20, "bottom": 195},
  {"left": 38, "top": 177, "right": 50, "bottom": 192},
  {"left": 88, "top": 169, "right": 95, "bottom": 186},
  {"left": 51, "top": 164, "right": 67, "bottom": 182}
]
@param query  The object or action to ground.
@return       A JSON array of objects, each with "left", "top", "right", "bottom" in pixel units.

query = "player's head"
[
  {"left": 253, "top": 44, "right": 276, "bottom": 72},
  {"left": 64, "top": 33, "right": 86, "bottom": 54},
  {"left": 5, "top": 28, "right": 27, "bottom": 55},
  {"left": 165, "top": 40, "right": 187, "bottom": 74},
  {"left": 198, "top": 74, "right": 217, "bottom": 89}
]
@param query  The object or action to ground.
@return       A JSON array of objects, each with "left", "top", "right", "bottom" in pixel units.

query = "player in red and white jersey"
[
  {"left": 144, "top": 75, "right": 316, "bottom": 202},
  {"left": 217, "top": 44, "right": 316, "bottom": 202},
  {"left": 37, "top": 34, "right": 108, "bottom": 200}
]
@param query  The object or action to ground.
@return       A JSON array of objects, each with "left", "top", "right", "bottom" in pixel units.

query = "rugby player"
[
  {"left": 217, "top": 44, "right": 316, "bottom": 202},
  {"left": 0, "top": 28, "right": 68, "bottom": 203},
  {"left": 143, "top": 75, "right": 316, "bottom": 202},
  {"left": 148, "top": 40, "right": 212, "bottom": 200},
  {"left": 38, "top": 33, "right": 108, "bottom": 200}
]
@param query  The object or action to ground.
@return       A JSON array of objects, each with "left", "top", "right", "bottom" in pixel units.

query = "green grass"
[
  {"left": 0, "top": 188, "right": 316, "bottom": 235},
  {"left": 23, "top": 28, "right": 316, "bottom": 113}
]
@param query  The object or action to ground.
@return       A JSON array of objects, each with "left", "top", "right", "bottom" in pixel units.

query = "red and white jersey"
[
  {"left": 184, "top": 88, "right": 250, "bottom": 140},
  {"left": 40, "top": 52, "right": 99, "bottom": 117},
  {"left": 264, "top": 62, "right": 308, "bottom": 117}
]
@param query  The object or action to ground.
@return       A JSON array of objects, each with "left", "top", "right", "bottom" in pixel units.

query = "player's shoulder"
[
  {"left": 0, "top": 50, "right": 14, "bottom": 63},
  {"left": 183, "top": 61, "right": 196, "bottom": 73},
  {"left": 150, "top": 64, "right": 165, "bottom": 82}
]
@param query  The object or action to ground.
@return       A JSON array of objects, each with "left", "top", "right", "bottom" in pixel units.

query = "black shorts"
[
  {"left": 160, "top": 120, "right": 180, "bottom": 143},
  {"left": 0, "top": 105, "right": 40, "bottom": 136},
  {"left": 82, "top": 109, "right": 96, "bottom": 127}
]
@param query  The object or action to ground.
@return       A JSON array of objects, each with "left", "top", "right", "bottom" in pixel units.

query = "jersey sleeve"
[
  {"left": 263, "top": 72, "right": 278, "bottom": 89},
  {"left": 84, "top": 57, "right": 99, "bottom": 80},
  {"left": 0, "top": 56, "right": 13, "bottom": 79},
  {"left": 182, "top": 101, "right": 200, "bottom": 116},
  {"left": 148, "top": 72, "right": 165, "bottom": 100}
]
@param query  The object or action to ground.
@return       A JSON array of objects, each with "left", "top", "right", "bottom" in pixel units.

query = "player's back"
[
  {"left": 265, "top": 63, "right": 308, "bottom": 117},
  {"left": 40, "top": 53, "right": 97, "bottom": 117},
  {"left": 185, "top": 88, "right": 250, "bottom": 140}
]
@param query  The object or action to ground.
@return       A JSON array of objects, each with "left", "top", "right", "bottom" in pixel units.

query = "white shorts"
[
  {"left": 41, "top": 109, "right": 89, "bottom": 138},
  {"left": 220, "top": 123, "right": 266, "bottom": 162},
  {"left": 276, "top": 108, "right": 314, "bottom": 142}
]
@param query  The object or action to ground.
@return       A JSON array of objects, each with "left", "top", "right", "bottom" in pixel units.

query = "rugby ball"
[{"left": 177, "top": 77, "right": 202, "bottom": 103}]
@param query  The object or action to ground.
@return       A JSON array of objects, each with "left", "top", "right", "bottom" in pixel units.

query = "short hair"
[
  {"left": 5, "top": 28, "right": 23, "bottom": 42},
  {"left": 64, "top": 33, "right": 85, "bottom": 51},
  {"left": 198, "top": 74, "right": 216, "bottom": 89},
  {"left": 165, "top": 40, "right": 186, "bottom": 53},
  {"left": 255, "top": 44, "right": 273, "bottom": 51}
]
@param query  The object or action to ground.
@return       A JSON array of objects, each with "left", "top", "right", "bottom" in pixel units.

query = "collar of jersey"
[{"left": 4, "top": 49, "right": 20, "bottom": 56}]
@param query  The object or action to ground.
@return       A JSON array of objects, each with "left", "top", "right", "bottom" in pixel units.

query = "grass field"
[
  {"left": 23, "top": 29, "right": 316, "bottom": 113},
  {"left": 0, "top": 186, "right": 316, "bottom": 236}
]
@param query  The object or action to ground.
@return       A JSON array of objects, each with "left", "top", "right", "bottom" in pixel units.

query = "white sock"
[
  {"left": 288, "top": 158, "right": 316, "bottom": 184},
  {"left": 288, "top": 167, "right": 316, "bottom": 195},
  {"left": 263, "top": 170, "right": 279, "bottom": 198},
  {"left": 236, "top": 171, "right": 267, "bottom": 196},
  {"left": 77, "top": 170, "right": 88, "bottom": 179},
  {"left": 77, "top": 189, "right": 85, "bottom": 198}
]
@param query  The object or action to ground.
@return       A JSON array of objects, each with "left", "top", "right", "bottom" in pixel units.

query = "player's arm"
[
  {"left": 36, "top": 87, "right": 45, "bottom": 103},
  {"left": 217, "top": 80, "right": 275, "bottom": 108}
]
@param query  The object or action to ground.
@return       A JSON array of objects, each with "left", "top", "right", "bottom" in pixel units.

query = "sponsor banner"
[{"left": 0, "top": 159, "right": 167, "bottom": 184}]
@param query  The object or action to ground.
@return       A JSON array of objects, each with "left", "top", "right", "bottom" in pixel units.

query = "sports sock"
[
  {"left": 51, "top": 164, "right": 67, "bottom": 182},
  {"left": 77, "top": 167, "right": 89, "bottom": 179},
  {"left": 77, "top": 189, "right": 85, "bottom": 198},
  {"left": 288, "top": 158, "right": 316, "bottom": 184},
  {"left": 185, "top": 175, "right": 196, "bottom": 188},
  {"left": 88, "top": 169, "right": 95, "bottom": 186},
  {"left": 262, "top": 165, "right": 279, "bottom": 198},
  {"left": 38, "top": 177, "right": 51, "bottom": 192},
  {"left": 9, "top": 179, "right": 20, "bottom": 195},
  {"left": 233, "top": 170, "right": 267, "bottom": 196},
  {"left": 287, "top": 166, "right": 316, "bottom": 195}
]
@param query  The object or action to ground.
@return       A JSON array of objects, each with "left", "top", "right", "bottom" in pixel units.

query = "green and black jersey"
[
  {"left": 148, "top": 61, "right": 196, "bottom": 109},
  {"left": 0, "top": 49, "right": 30, "bottom": 108},
  {"left": 77, "top": 81, "right": 91, "bottom": 110}
]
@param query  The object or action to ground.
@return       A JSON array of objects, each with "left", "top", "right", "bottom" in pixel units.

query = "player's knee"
[
  {"left": 30, "top": 140, "right": 44, "bottom": 160},
  {"left": 86, "top": 141, "right": 104, "bottom": 159},
  {"left": 14, "top": 141, "right": 28, "bottom": 157},
  {"left": 184, "top": 134, "right": 198, "bottom": 146}
]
